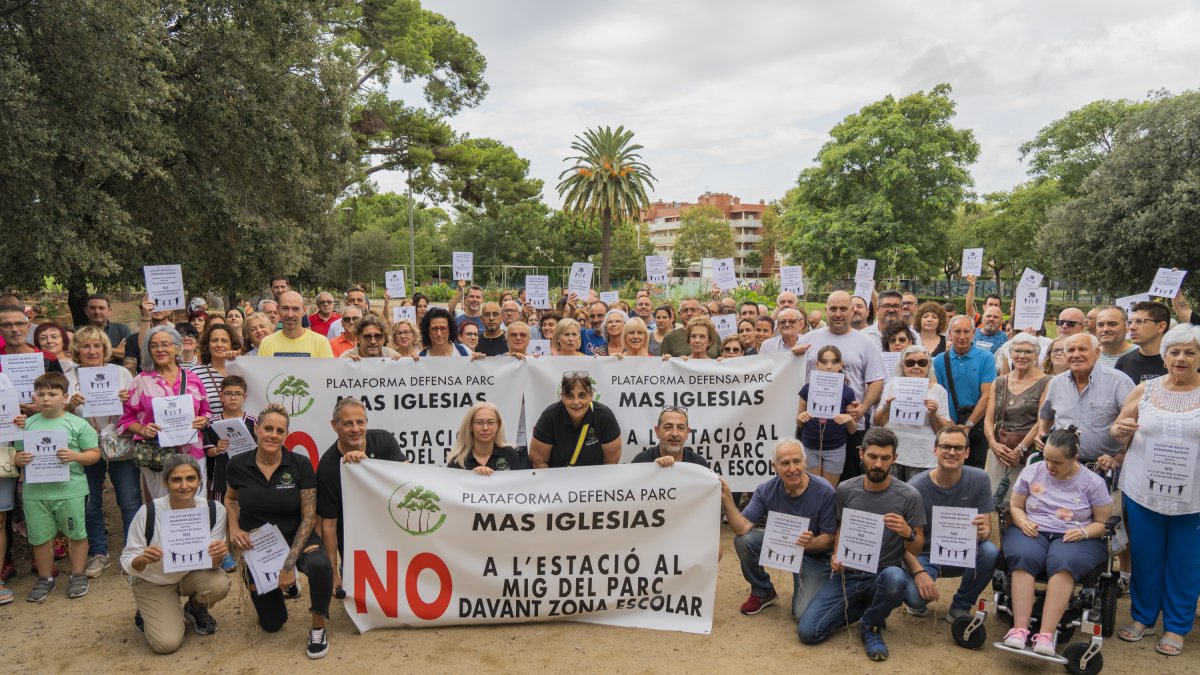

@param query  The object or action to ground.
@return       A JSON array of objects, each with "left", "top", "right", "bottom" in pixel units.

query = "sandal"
[
  {"left": 1156, "top": 634, "right": 1183, "bottom": 656},
  {"left": 0, "top": 581, "right": 13, "bottom": 605},
  {"left": 1118, "top": 621, "right": 1153, "bottom": 642}
]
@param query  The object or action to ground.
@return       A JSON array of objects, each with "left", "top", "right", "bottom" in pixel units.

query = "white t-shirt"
[
  {"left": 881, "top": 378, "right": 949, "bottom": 469},
  {"left": 797, "top": 329, "right": 886, "bottom": 400}
]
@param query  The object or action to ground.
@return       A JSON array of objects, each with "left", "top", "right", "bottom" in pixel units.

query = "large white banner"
[
  {"left": 343, "top": 461, "right": 719, "bottom": 634},
  {"left": 525, "top": 354, "right": 804, "bottom": 490},
  {"left": 228, "top": 356, "right": 527, "bottom": 467}
]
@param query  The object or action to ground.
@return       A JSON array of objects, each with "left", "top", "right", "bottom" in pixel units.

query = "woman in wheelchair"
[{"left": 1001, "top": 427, "right": 1113, "bottom": 655}]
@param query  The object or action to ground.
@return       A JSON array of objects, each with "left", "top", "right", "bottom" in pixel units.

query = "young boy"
[
  {"left": 201, "top": 375, "right": 255, "bottom": 573},
  {"left": 14, "top": 372, "right": 99, "bottom": 602}
]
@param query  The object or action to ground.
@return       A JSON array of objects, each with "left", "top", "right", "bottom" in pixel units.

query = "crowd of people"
[{"left": 0, "top": 271, "right": 1197, "bottom": 663}]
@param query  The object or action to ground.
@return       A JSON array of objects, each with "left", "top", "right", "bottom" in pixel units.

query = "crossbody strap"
[
  {"left": 568, "top": 404, "right": 594, "bottom": 466},
  {"left": 944, "top": 350, "right": 961, "bottom": 413}
]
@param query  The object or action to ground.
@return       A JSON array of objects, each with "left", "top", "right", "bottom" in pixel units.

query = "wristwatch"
[
  {"left": 964, "top": 420, "right": 975, "bottom": 429},
  {"left": 905, "top": 528, "right": 917, "bottom": 542}
]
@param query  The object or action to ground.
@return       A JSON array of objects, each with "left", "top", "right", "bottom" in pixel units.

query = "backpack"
[{"left": 144, "top": 499, "right": 218, "bottom": 542}]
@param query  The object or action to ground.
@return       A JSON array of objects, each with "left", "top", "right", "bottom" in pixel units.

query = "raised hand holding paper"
[
  {"left": 961, "top": 248, "right": 984, "bottom": 277},
  {"left": 599, "top": 291, "right": 619, "bottom": 306},
  {"left": 1148, "top": 268, "right": 1187, "bottom": 298},
  {"left": 385, "top": 270, "right": 406, "bottom": 298},
  {"left": 568, "top": 263, "right": 594, "bottom": 298},
  {"left": 452, "top": 252, "right": 473, "bottom": 281},
  {"left": 528, "top": 339, "right": 551, "bottom": 357},
  {"left": 780, "top": 265, "right": 804, "bottom": 294},
  {"left": 712, "top": 314, "right": 737, "bottom": 340},
  {"left": 22, "top": 430, "right": 69, "bottom": 484},
  {"left": 929, "top": 506, "right": 977, "bottom": 569},
  {"left": 211, "top": 417, "right": 257, "bottom": 457},
  {"left": 712, "top": 258, "right": 737, "bottom": 291},
  {"left": 807, "top": 371, "right": 845, "bottom": 420},
  {"left": 391, "top": 306, "right": 416, "bottom": 324},
  {"left": 853, "top": 279, "right": 875, "bottom": 303},
  {"left": 143, "top": 264, "right": 185, "bottom": 312},
  {"left": 243, "top": 523, "right": 289, "bottom": 594},
  {"left": 0, "top": 353, "right": 44, "bottom": 404},
  {"left": 161, "top": 506, "right": 213, "bottom": 573},
  {"left": 1115, "top": 293, "right": 1150, "bottom": 315},
  {"left": 78, "top": 365, "right": 125, "bottom": 418},
  {"left": 151, "top": 395, "right": 197, "bottom": 447},
  {"left": 525, "top": 275, "right": 550, "bottom": 309},
  {"left": 759, "top": 511, "right": 809, "bottom": 573},
  {"left": 889, "top": 377, "right": 929, "bottom": 427},
  {"left": 1013, "top": 286, "right": 1048, "bottom": 330},
  {"left": 838, "top": 508, "right": 884, "bottom": 574},
  {"left": 645, "top": 255, "right": 668, "bottom": 284},
  {"left": 1016, "top": 266, "right": 1044, "bottom": 291},
  {"left": 855, "top": 259, "right": 876, "bottom": 282}
]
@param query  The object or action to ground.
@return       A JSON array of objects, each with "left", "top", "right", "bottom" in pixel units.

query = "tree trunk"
[
  {"left": 599, "top": 212, "right": 612, "bottom": 291},
  {"left": 993, "top": 265, "right": 1004, "bottom": 301},
  {"left": 66, "top": 277, "right": 90, "bottom": 327}
]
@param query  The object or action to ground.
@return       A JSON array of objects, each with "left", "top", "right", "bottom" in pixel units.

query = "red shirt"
[{"left": 308, "top": 312, "right": 340, "bottom": 337}]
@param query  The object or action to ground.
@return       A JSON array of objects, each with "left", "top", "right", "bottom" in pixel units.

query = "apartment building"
[{"left": 641, "top": 192, "right": 774, "bottom": 276}]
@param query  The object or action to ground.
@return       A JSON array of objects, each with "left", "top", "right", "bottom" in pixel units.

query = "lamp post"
[
  {"left": 342, "top": 206, "right": 354, "bottom": 286},
  {"left": 407, "top": 170, "right": 416, "bottom": 287}
]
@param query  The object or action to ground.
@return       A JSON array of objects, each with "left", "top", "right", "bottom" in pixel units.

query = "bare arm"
[
  {"left": 860, "top": 379, "right": 884, "bottom": 414},
  {"left": 719, "top": 479, "right": 754, "bottom": 536},
  {"left": 601, "top": 438, "right": 622, "bottom": 464},
  {"left": 964, "top": 275, "right": 978, "bottom": 318},
  {"left": 967, "top": 382, "right": 992, "bottom": 424},
  {"left": 528, "top": 438, "right": 551, "bottom": 469},
  {"left": 224, "top": 487, "right": 243, "bottom": 542}
]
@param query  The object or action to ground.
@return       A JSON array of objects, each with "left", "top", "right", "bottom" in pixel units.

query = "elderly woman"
[
  {"left": 620, "top": 317, "right": 652, "bottom": 357},
  {"left": 684, "top": 317, "right": 719, "bottom": 360},
  {"left": 64, "top": 326, "right": 138, "bottom": 579},
  {"left": 873, "top": 345, "right": 951, "bottom": 481},
  {"left": 985, "top": 333, "right": 1051, "bottom": 507},
  {"left": 241, "top": 312, "right": 274, "bottom": 356},
  {"left": 226, "top": 404, "right": 332, "bottom": 659},
  {"left": 35, "top": 322, "right": 74, "bottom": 375},
  {"left": 720, "top": 335, "right": 746, "bottom": 358},
  {"left": 913, "top": 301, "right": 948, "bottom": 357},
  {"left": 419, "top": 307, "right": 471, "bottom": 357},
  {"left": 505, "top": 321, "right": 532, "bottom": 358},
  {"left": 529, "top": 371, "right": 621, "bottom": 468},
  {"left": 119, "top": 325, "right": 211, "bottom": 498},
  {"left": 341, "top": 315, "right": 397, "bottom": 360},
  {"left": 390, "top": 318, "right": 421, "bottom": 358},
  {"left": 1110, "top": 324, "right": 1200, "bottom": 655},
  {"left": 122, "top": 455, "right": 230, "bottom": 654},
  {"left": 594, "top": 310, "right": 627, "bottom": 356},
  {"left": 552, "top": 318, "right": 583, "bottom": 357},
  {"left": 1001, "top": 428, "right": 1113, "bottom": 656},
  {"left": 447, "top": 403, "right": 526, "bottom": 474}
]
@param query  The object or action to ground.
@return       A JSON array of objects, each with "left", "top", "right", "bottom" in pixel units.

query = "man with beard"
[
  {"left": 631, "top": 407, "right": 709, "bottom": 468},
  {"left": 862, "top": 290, "right": 917, "bottom": 343},
  {"left": 973, "top": 306, "right": 1008, "bottom": 354},
  {"left": 850, "top": 295, "right": 872, "bottom": 332},
  {"left": 797, "top": 428, "right": 925, "bottom": 662}
]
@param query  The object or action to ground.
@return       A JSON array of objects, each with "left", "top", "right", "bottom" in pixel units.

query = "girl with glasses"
[{"left": 874, "top": 345, "right": 951, "bottom": 482}]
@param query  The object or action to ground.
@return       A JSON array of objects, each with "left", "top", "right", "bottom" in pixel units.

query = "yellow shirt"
[{"left": 257, "top": 329, "right": 334, "bottom": 358}]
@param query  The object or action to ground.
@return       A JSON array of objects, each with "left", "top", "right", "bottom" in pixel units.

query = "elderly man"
[
  {"left": 774, "top": 291, "right": 799, "bottom": 319},
  {"left": 308, "top": 292, "right": 340, "bottom": 337},
  {"left": 973, "top": 306, "right": 1008, "bottom": 354},
  {"left": 1115, "top": 301, "right": 1171, "bottom": 384},
  {"left": 257, "top": 299, "right": 279, "bottom": 327},
  {"left": 500, "top": 299, "right": 523, "bottom": 329},
  {"left": 662, "top": 298, "right": 718, "bottom": 358},
  {"left": 932, "top": 315, "right": 997, "bottom": 469},
  {"left": 807, "top": 310, "right": 826, "bottom": 332},
  {"left": 1094, "top": 306, "right": 1134, "bottom": 368},
  {"left": 759, "top": 308, "right": 808, "bottom": 355},
  {"left": 632, "top": 406, "right": 710, "bottom": 468},
  {"left": 257, "top": 291, "right": 333, "bottom": 357},
  {"left": 722, "top": 439, "right": 836, "bottom": 621},
  {"left": 1037, "top": 332, "right": 1133, "bottom": 465},
  {"left": 1085, "top": 307, "right": 1100, "bottom": 335},
  {"left": 477, "top": 302, "right": 509, "bottom": 357},
  {"left": 325, "top": 285, "right": 370, "bottom": 340},
  {"left": 862, "top": 290, "right": 916, "bottom": 343},
  {"left": 1054, "top": 308, "right": 1087, "bottom": 337},
  {"left": 80, "top": 294, "right": 131, "bottom": 364},
  {"left": 327, "top": 306, "right": 361, "bottom": 357},
  {"left": 338, "top": 315, "right": 394, "bottom": 360}
]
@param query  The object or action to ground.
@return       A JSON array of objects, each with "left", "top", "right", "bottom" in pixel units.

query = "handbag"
[
  {"left": 0, "top": 446, "right": 17, "bottom": 478},
  {"left": 131, "top": 373, "right": 187, "bottom": 472},
  {"left": 994, "top": 377, "right": 1027, "bottom": 452},
  {"left": 98, "top": 423, "right": 136, "bottom": 462}
]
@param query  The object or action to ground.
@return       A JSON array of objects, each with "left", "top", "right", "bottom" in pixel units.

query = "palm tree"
[{"left": 556, "top": 125, "right": 656, "bottom": 289}]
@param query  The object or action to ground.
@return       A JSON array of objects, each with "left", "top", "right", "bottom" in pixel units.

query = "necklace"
[{"left": 256, "top": 451, "right": 281, "bottom": 465}]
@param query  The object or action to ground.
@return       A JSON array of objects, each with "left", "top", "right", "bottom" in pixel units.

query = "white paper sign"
[
  {"left": 453, "top": 252, "right": 473, "bottom": 281},
  {"left": 713, "top": 258, "right": 737, "bottom": 291},
  {"left": 0, "top": 352, "right": 44, "bottom": 404},
  {"left": 646, "top": 255, "right": 669, "bottom": 284},
  {"left": 780, "top": 265, "right": 805, "bottom": 295},
  {"left": 855, "top": 259, "right": 876, "bottom": 282},
  {"left": 930, "top": 506, "right": 978, "bottom": 569},
  {"left": 152, "top": 395, "right": 197, "bottom": 447},
  {"left": 525, "top": 275, "right": 550, "bottom": 310},
  {"left": 853, "top": 279, "right": 875, "bottom": 303},
  {"left": 880, "top": 351, "right": 901, "bottom": 383},
  {"left": 143, "top": 264, "right": 185, "bottom": 312},
  {"left": 1115, "top": 293, "right": 1151, "bottom": 315},
  {"left": 385, "top": 270, "right": 406, "bottom": 299},
  {"left": 391, "top": 306, "right": 416, "bottom": 324},
  {"left": 22, "top": 429, "right": 69, "bottom": 484},
  {"left": 0, "top": 383, "right": 20, "bottom": 442},
  {"left": 528, "top": 339, "right": 551, "bottom": 357},
  {"left": 759, "top": 512, "right": 810, "bottom": 573},
  {"left": 211, "top": 417, "right": 257, "bottom": 458},
  {"left": 890, "top": 377, "right": 929, "bottom": 427},
  {"left": 1149, "top": 268, "right": 1187, "bottom": 298},
  {"left": 243, "top": 523, "right": 289, "bottom": 594},
  {"left": 161, "top": 506, "right": 213, "bottom": 573},
  {"left": 1013, "top": 286, "right": 1048, "bottom": 331},
  {"left": 1146, "top": 441, "right": 1197, "bottom": 502},
  {"left": 838, "top": 508, "right": 885, "bottom": 574},
  {"left": 712, "top": 314, "right": 738, "bottom": 341},
  {"left": 77, "top": 366, "right": 125, "bottom": 418},
  {"left": 961, "top": 248, "right": 984, "bottom": 277},
  {"left": 807, "top": 371, "right": 845, "bottom": 420},
  {"left": 599, "top": 291, "right": 620, "bottom": 306},
  {"left": 1016, "top": 267, "right": 1044, "bottom": 292},
  {"left": 568, "top": 263, "right": 594, "bottom": 298}
]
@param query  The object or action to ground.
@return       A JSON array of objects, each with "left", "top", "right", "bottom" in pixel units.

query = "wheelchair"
[{"left": 948, "top": 456, "right": 1122, "bottom": 675}]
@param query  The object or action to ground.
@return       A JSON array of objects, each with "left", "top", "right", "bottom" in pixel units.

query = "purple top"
[
  {"left": 119, "top": 368, "right": 211, "bottom": 460},
  {"left": 1013, "top": 461, "right": 1112, "bottom": 533}
]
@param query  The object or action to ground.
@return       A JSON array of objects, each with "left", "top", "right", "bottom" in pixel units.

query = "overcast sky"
[{"left": 374, "top": 0, "right": 1200, "bottom": 209}]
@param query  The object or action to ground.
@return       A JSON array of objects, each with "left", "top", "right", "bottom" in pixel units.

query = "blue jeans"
[
  {"left": 902, "top": 542, "right": 1000, "bottom": 612},
  {"left": 733, "top": 529, "right": 833, "bottom": 618},
  {"left": 797, "top": 566, "right": 909, "bottom": 643},
  {"left": 84, "top": 458, "right": 143, "bottom": 556}
]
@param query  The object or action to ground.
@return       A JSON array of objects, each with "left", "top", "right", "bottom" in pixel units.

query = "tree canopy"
[{"left": 672, "top": 205, "right": 735, "bottom": 270}]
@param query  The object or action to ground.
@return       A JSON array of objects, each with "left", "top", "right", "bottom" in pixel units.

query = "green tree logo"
[
  {"left": 266, "top": 374, "right": 315, "bottom": 416},
  {"left": 388, "top": 483, "right": 446, "bottom": 536}
]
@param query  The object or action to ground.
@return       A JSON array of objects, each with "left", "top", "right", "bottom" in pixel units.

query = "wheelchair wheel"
[
  {"left": 951, "top": 615, "right": 986, "bottom": 649},
  {"left": 1063, "top": 642, "right": 1103, "bottom": 675},
  {"left": 1099, "top": 581, "right": 1118, "bottom": 637}
]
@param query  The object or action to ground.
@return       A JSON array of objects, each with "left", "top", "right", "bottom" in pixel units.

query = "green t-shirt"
[{"left": 17, "top": 413, "right": 99, "bottom": 500}]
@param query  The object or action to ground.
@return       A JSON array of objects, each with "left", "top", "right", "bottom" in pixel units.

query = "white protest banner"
[
  {"left": 525, "top": 354, "right": 802, "bottom": 491},
  {"left": 161, "top": 506, "right": 213, "bottom": 573},
  {"left": 853, "top": 279, "right": 875, "bottom": 303},
  {"left": 391, "top": 306, "right": 416, "bottom": 324},
  {"left": 211, "top": 417, "right": 257, "bottom": 458},
  {"left": 806, "top": 371, "right": 844, "bottom": 421},
  {"left": 1016, "top": 267, "right": 1044, "bottom": 292},
  {"left": 711, "top": 315, "right": 737, "bottom": 340},
  {"left": 343, "top": 461, "right": 719, "bottom": 634},
  {"left": 228, "top": 356, "right": 527, "bottom": 468},
  {"left": 1013, "top": 286, "right": 1048, "bottom": 330},
  {"left": 453, "top": 252, "right": 473, "bottom": 281},
  {"left": 759, "top": 512, "right": 809, "bottom": 574},
  {"left": 568, "top": 263, "right": 594, "bottom": 298},
  {"left": 599, "top": 291, "right": 620, "bottom": 306},
  {"left": 1145, "top": 441, "right": 1197, "bottom": 501},
  {"left": 780, "top": 265, "right": 805, "bottom": 295},
  {"left": 528, "top": 340, "right": 551, "bottom": 357},
  {"left": 880, "top": 351, "right": 901, "bottom": 383},
  {"left": 855, "top": 259, "right": 876, "bottom": 282},
  {"left": 929, "top": 506, "right": 977, "bottom": 569},
  {"left": 1149, "top": 268, "right": 1187, "bottom": 298},
  {"left": 525, "top": 275, "right": 550, "bottom": 309},
  {"left": 22, "top": 430, "right": 69, "bottom": 484},
  {"left": 1115, "top": 293, "right": 1150, "bottom": 315},
  {"left": 0, "top": 382, "right": 20, "bottom": 442},
  {"left": 889, "top": 377, "right": 929, "bottom": 427},
  {"left": 961, "top": 248, "right": 984, "bottom": 277},
  {"left": 646, "top": 255, "right": 669, "bottom": 285},
  {"left": 77, "top": 365, "right": 125, "bottom": 418},
  {"left": 838, "top": 508, "right": 884, "bottom": 574},
  {"left": 143, "top": 264, "right": 185, "bottom": 312},
  {"left": 152, "top": 395, "right": 197, "bottom": 447},
  {"left": 243, "top": 524, "right": 289, "bottom": 594},
  {"left": 1, "top": 353, "right": 44, "bottom": 403},
  {"left": 385, "top": 270, "right": 407, "bottom": 299},
  {"left": 712, "top": 258, "right": 737, "bottom": 291}
]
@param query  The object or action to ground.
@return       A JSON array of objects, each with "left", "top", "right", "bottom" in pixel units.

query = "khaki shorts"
[{"left": 25, "top": 497, "right": 87, "bottom": 545}]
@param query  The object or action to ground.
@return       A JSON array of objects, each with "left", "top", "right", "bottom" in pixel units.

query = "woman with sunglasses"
[
  {"left": 719, "top": 335, "right": 746, "bottom": 359},
  {"left": 528, "top": 372, "right": 621, "bottom": 468},
  {"left": 874, "top": 345, "right": 951, "bottom": 482},
  {"left": 984, "top": 333, "right": 1051, "bottom": 506}
]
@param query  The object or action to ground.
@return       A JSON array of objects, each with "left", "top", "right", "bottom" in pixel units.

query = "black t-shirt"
[
  {"left": 449, "top": 445, "right": 527, "bottom": 471},
  {"left": 532, "top": 401, "right": 621, "bottom": 467},
  {"left": 226, "top": 448, "right": 317, "bottom": 545},
  {"left": 631, "top": 446, "right": 710, "bottom": 469},
  {"left": 477, "top": 333, "right": 510, "bottom": 357},
  {"left": 1114, "top": 349, "right": 1167, "bottom": 385},
  {"left": 316, "top": 429, "right": 405, "bottom": 554}
]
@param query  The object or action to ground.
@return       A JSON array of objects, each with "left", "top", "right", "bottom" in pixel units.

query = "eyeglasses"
[
  {"left": 342, "top": 317, "right": 360, "bottom": 323},
  {"left": 903, "top": 358, "right": 929, "bottom": 367},
  {"left": 0, "top": 321, "right": 29, "bottom": 329},
  {"left": 1011, "top": 348, "right": 1037, "bottom": 356},
  {"left": 1050, "top": 348, "right": 1065, "bottom": 354},
  {"left": 472, "top": 419, "right": 498, "bottom": 428},
  {"left": 1056, "top": 319, "right": 1081, "bottom": 327},
  {"left": 777, "top": 319, "right": 797, "bottom": 326},
  {"left": 362, "top": 333, "right": 385, "bottom": 342},
  {"left": 220, "top": 391, "right": 246, "bottom": 398},
  {"left": 482, "top": 312, "right": 501, "bottom": 318},
  {"left": 936, "top": 444, "right": 968, "bottom": 454},
  {"left": 317, "top": 300, "right": 333, "bottom": 305},
  {"left": 562, "top": 370, "right": 591, "bottom": 379},
  {"left": 429, "top": 325, "right": 449, "bottom": 333},
  {"left": 394, "top": 329, "right": 413, "bottom": 337},
  {"left": 722, "top": 347, "right": 742, "bottom": 354}
]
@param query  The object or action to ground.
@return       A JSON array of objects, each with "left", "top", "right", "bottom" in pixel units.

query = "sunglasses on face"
[
  {"left": 362, "top": 333, "right": 385, "bottom": 342},
  {"left": 342, "top": 317, "right": 360, "bottom": 323},
  {"left": 904, "top": 358, "right": 929, "bottom": 368},
  {"left": 1056, "top": 319, "right": 1081, "bottom": 327},
  {"left": 723, "top": 347, "right": 742, "bottom": 354}
]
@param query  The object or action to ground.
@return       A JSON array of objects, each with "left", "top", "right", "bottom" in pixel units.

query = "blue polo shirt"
[
  {"left": 972, "top": 328, "right": 1008, "bottom": 354},
  {"left": 933, "top": 345, "right": 997, "bottom": 422}
]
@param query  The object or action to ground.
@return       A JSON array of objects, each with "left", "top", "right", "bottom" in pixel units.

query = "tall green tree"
[
  {"left": 671, "top": 205, "right": 735, "bottom": 270},
  {"left": 974, "top": 179, "right": 1066, "bottom": 298},
  {"left": 556, "top": 125, "right": 657, "bottom": 289},
  {"left": 1019, "top": 98, "right": 1151, "bottom": 197},
  {"left": 779, "top": 84, "right": 980, "bottom": 282}
]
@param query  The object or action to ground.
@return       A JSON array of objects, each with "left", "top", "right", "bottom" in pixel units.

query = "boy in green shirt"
[{"left": 15, "top": 372, "right": 100, "bottom": 602}]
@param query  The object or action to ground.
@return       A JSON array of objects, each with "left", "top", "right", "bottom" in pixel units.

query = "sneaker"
[
  {"left": 306, "top": 627, "right": 329, "bottom": 659},
  {"left": 26, "top": 577, "right": 55, "bottom": 603},
  {"left": 184, "top": 600, "right": 218, "bottom": 635},
  {"left": 945, "top": 605, "right": 970, "bottom": 624},
  {"left": 67, "top": 573, "right": 89, "bottom": 599},
  {"left": 739, "top": 589, "right": 778, "bottom": 615},
  {"left": 904, "top": 604, "right": 929, "bottom": 618},
  {"left": 134, "top": 610, "right": 145, "bottom": 632},
  {"left": 1032, "top": 632, "right": 1056, "bottom": 656},
  {"left": 1004, "top": 627, "right": 1030, "bottom": 649},
  {"left": 860, "top": 624, "right": 889, "bottom": 661},
  {"left": 219, "top": 553, "right": 237, "bottom": 573},
  {"left": 284, "top": 579, "right": 302, "bottom": 599},
  {"left": 85, "top": 554, "right": 110, "bottom": 579}
]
